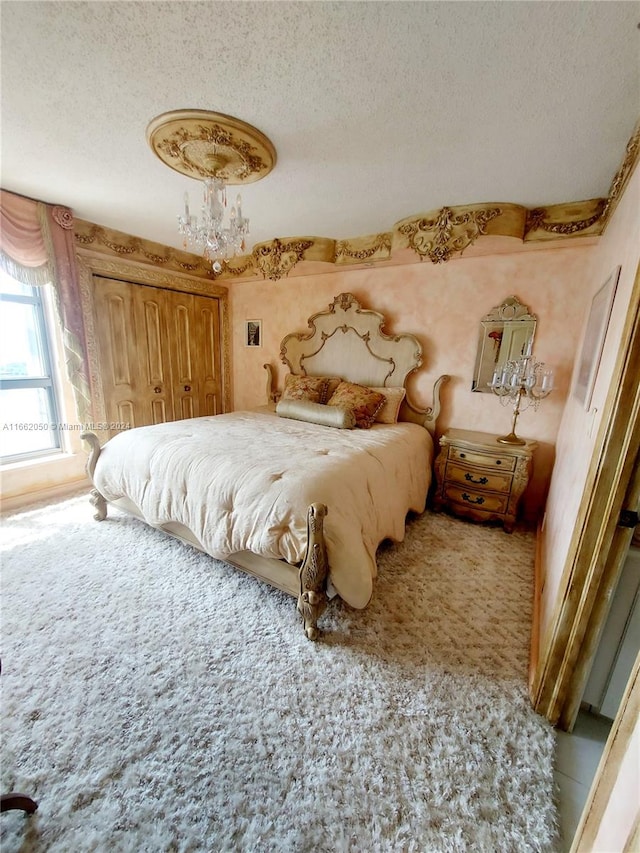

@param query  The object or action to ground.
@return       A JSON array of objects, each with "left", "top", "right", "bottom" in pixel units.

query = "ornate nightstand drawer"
[
  {"left": 445, "top": 462, "right": 513, "bottom": 493},
  {"left": 448, "top": 446, "right": 516, "bottom": 472},
  {"left": 444, "top": 483, "right": 510, "bottom": 514},
  {"left": 433, "top": 428, "right": 537, "bottom": 532}
]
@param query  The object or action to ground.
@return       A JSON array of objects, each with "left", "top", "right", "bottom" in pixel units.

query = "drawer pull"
[
  {"left": 462, "top": 492, "right": 485, "bottom": 505},
  {"left": 496, "top": 460, "right": 502, "bottom": 465},
  {"left": 184, "top": 385, "right": 191, "bottom": 392},
  {"left": 153, "top": 386, "right": 162, "bottom": 394},
  {"left": 464, "top": 473, "right": 488, "bottom": 485},
  {"left": 459, "top": 452, "right": 466, "bottom": 458}
]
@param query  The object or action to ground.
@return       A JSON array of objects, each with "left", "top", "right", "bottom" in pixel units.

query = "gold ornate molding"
[
  {"left": 146, "top": 110, "right": 276, "bottom": 184},
  {"left": 74, "top": 220, "right": 213, "bottom": 278},
  {"left": 524, "top": 198, "right": 606, "bottom": 241},
  {"left": 335, "top": 233, "right": 392, "bottom": 265},
  {"left": 396, "top": 206, "right": 503, "bottom": 263},
  {"left": 78, "top": 121, "right": 638, "bottom": 283},
  {"left": 600, "top": 119, "right": 640, "bottom": 228},
  {"left": 252, "top": 237, "right": 315, "bottom": 281}
]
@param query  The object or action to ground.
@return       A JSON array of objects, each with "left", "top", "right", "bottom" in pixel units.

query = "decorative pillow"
[
  {"left": 323, "top": 376, "right": 343, "bottom": 402},
  {"left": 326, "top": 381, "right": 385, "bottom": 429},
  {"left": 276, "top": 398, "right": 356, "bottom": 429},
  {"left": 281, "top": 374, "right": 329, "bottom": 404},
  {"left": 369, "top": 387, "right": 406, "bottom": 424}
]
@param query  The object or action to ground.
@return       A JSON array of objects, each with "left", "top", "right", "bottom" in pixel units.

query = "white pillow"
[{"left": 276, "top": 398, "right": 356, "bottom": 429}]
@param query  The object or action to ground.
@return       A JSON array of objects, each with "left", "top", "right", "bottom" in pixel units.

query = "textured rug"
[{"left": 1, "top": 495, "right": 558, "bottom": 852}]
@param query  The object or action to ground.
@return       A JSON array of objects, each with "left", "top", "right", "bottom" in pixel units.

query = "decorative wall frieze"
[
  {"left": 335, "top": 233, "right": 392, "bottom": 265},
  {"left": 251, "top": 237, "right": 315, "bottom": 281},
  {"left": 600, "top": 119, "right": 640, "bottom": 228},
  {"left": 74, "top": 220, "right": 213, "bottom": 278},
  {"left": 524, "top": 198, "right": 606, "bottom": 241},
  {"left": 76, "top": 122, "right": 637, "bottom": 283},
  {"left": 396, "top": 206, "right": 503, "bottom": 263}
]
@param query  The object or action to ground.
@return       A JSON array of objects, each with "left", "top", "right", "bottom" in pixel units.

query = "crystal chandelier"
[
  {"left": 178, "top": 177, "right": 249, "bottom": 273},
  {"left": 147, "top": 109, "right": 276, "bottom": 273},
  {"left": 488, "top": 347, "right": 554, "bottom": 444}
]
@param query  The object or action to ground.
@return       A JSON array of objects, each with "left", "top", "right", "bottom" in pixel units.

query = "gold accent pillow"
[
  {"left": 276, "top": 399, "right": 356, "bottom": 429},
  {"left": 282, "top": 374, "right": 329, "bottom": 404},
  {"left": 369, "top": 387, "right": 406, "bottom": 424},
  {"left": 326, "top": 381, "right": 385, "bottom": 429}
]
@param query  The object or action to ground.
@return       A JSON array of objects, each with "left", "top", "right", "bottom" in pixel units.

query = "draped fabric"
[
  {"left": 0, "top": 190, "right": 51, "bottom": 283},
  {"left": 0, "top": 189, "right": 92, "bottom": 423}
]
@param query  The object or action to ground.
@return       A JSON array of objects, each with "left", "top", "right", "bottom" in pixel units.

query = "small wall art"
[
  {"left": 245, "top": 319, "right": 262, "bottom": 347},
  {"left": 572, "top": 266, "right": 621, "bottom": 410}
]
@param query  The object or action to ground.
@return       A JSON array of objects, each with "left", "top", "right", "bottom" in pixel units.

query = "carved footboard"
[{"left": 80, "top": 432, "right": 330, "bottom": 640}]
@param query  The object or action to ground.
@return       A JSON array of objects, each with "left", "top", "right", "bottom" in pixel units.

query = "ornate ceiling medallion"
[
  {"left": 398, "top": 206, "right": 502, "bottom": 264},
  {"left": 146, "top": 109, "right": 276, "bottom": 183}
]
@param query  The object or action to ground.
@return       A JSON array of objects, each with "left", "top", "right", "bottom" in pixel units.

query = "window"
[{"left": 0, "top": 270, "right": 62, "bottom": 462}]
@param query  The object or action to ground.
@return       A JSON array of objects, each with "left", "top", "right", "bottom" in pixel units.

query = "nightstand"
[{"left": 432, "top": 428, "right": 537, "bottom": 532}]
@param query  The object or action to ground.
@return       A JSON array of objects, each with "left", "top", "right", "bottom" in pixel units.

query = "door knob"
[{"left": 154, "top": 386, "right": 162, "bottom": 394}]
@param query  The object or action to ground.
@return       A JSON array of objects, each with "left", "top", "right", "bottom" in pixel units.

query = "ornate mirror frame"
[{"left": 472, "top": 296, "right": 537, "bottom": 393}]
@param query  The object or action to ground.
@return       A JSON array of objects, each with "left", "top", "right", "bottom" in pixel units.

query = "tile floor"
[{"left": 554, "top": 710, "right": 613, "bottom": 851}]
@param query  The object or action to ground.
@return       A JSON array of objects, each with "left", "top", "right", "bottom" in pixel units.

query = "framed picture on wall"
[
  {"left": 572, "top": 266, "right": 621, "bottom": 411},
  {"left": 245, "top": 319, "right": 262, "bottom": 347}
]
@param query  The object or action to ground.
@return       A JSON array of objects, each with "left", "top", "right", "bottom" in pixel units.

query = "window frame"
[{"left": 0, "top": 280, "right": 63, "bottom": 463}]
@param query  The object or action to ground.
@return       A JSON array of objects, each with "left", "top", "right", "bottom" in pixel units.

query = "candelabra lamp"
[{"left": 488, "top": 352, "right": 554, "bottom": 444}]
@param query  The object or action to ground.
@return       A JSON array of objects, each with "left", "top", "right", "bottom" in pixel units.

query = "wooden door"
[
  {"left": 164, "top": 290, "right": 222, "bottom": 420},
  {"left": 93, "top": 276, "right": 223, "bottom": 431},
  {"left": 166, "top": 290, "right": 199, "bottom": 421},
  {"left": 193, "top": 294, "right": 222, "bottom": 416},
  {"left": 93, "top": 277, "right": 172, "bottom": 430}
]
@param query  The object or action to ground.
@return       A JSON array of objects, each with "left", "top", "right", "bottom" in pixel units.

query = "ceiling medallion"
[{"left": 147, "top": 109, "right": 276, "bottom": 272}]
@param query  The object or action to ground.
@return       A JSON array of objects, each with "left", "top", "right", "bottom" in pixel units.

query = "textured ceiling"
[{"left": 1, "top": 1, "right": 638, "bottom": 256}]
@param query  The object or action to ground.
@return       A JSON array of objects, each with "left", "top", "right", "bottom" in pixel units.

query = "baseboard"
[
  {"left": 0, "top": 477, "right": 91, "bottom": 514},
  {"left": 529, "top": 520, "right": 544, "bottom": 698}
]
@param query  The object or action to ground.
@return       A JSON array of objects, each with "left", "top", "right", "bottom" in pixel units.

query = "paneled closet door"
[
  {"left": 166, "top": 290, "right": 199, "bottom": 421},
  {"left": 194, "top": 294, "right": 222, "bottom": 417},
  {"left": 93, "top": 276, "right": 173, "bottom": 430},
  {"left": 93, "top": 276, "right": 223, "bottom": 432}
]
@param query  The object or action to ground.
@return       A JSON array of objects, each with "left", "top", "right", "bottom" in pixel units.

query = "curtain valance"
[{"left": 0, "top": 189, "right": 92, "bottom": 423}]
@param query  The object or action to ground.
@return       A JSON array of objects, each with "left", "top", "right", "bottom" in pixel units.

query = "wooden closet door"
[
  {"left": 93, "top": 277, "right": 223, "bottom": 431},
  {"left": 193, "top": 294, "right": 222, "bottom": 416},
  {"left": 93, "top": 277, "right": 173, "bottom": 429},
  {"left": 165, "top": 290, "right": 199, "bottom": 421},
  {"left": 165, "top": 289, "right": 223, "bottom": 420}
]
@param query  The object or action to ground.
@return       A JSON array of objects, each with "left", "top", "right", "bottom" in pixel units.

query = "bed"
[{"left": 81, "top": 292, "right": 448, "bottom": 638}]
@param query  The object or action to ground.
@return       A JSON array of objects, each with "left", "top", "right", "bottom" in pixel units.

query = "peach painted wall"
[
  {"left": 539, "top": 164, "right": 640, "bottom": 650},
  {"left": 229, "top": 243, "right": 595, "bottom": 520}
]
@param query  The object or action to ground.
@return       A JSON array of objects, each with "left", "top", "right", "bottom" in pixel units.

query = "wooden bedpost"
[
  {"left": 263, "top": 363, "right": 280, "bottom": 405},
  {"left": 298, "top": 503, "right": 329, "bottom": 640},
  {"left": 80, "top": 431, "right": 108, "bottom": 521},
  {"left": 401, "top": 374, "right": 450, "bottom": 435}
]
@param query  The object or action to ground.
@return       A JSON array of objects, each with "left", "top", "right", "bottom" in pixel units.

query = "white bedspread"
[{"left": 93, "top": 410, "right": 433, "bottom": 608}]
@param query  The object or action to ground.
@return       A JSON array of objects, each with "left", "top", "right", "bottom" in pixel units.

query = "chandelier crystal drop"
[{"left": 178, "top": 178, "right": 249, "bottom": 271}]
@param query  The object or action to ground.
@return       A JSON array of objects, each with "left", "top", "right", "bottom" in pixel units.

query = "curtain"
[{"left": 0, "top": 189, "right": 92, "bottom": 423}]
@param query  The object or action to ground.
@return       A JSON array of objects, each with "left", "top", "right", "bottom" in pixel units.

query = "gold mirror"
[{"left": 472, "top": 296, "right": 537, "bottom": 393}]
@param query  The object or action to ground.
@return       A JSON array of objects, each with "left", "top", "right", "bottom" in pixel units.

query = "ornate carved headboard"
[{"left": 266, "top": 292, "right": 448, "bottom": 435}]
